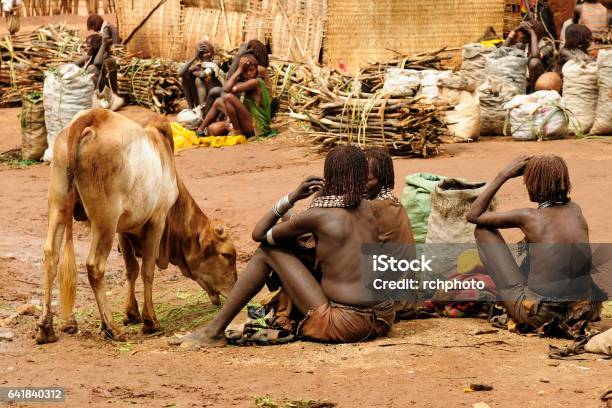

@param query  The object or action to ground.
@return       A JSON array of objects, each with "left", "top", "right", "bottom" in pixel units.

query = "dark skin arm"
[
  {"left": 92, "top": 32, "right": 110, "bottom": 67},
  {"left": 178, "top": 44, "right": 205, "bottom": 77},
  {"left": 467, "top": 155, "right": 534, "bottom": 229},
  {"left": 252, "top": 176, "right": 324, "bottom": 242},
  {"left": 222, "top": 57, "right": 259, "bottom": 94}
]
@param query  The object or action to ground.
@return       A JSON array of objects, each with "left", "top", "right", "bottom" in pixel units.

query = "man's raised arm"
[{"left": 467, "top": 155, "right": 532, "bottom": 228}]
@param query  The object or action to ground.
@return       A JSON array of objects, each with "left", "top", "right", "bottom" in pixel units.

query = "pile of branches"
[
  {"left": 0, "top": 24, "right": 84, "bottom": 105},
  {"left": 270, "top": 49, "right": 451, "bottom": 157},
  {"left": 0, "top": 25, "right": 186, "bottom": 113}
]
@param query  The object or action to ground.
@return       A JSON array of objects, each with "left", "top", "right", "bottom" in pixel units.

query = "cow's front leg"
[
  {"left": 118, "top": 235, "right": 142, "bottom": 325},
  {"left": 140, "top": 220, "right": 165, "bottom": 334},
  {"left": 87, "top": 225, "right": 125, "bottom": 341},
  {"left": 36, "top": 207, "right": 64, "bottom": 344}
]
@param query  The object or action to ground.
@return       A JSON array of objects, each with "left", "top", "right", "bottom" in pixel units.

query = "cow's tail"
[{"left": 59, "top": 110, "right": 101, "bottom": 319}]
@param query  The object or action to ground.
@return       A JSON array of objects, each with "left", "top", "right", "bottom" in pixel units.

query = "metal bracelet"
[{"left": 266, "top": 228, "right": 276, "bottom": 245}]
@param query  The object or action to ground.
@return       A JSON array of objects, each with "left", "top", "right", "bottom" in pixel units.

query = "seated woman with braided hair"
[
  {"left": 196, "top": 53, "right": 275, "bottom": 138},
  {"left": 468, "top": 155, "right": 603, "bottom": 336},
  {"left": 173, "top": 145, "right": 395, "bottom": 347}
]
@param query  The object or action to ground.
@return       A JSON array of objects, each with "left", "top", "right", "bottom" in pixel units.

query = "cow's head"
[{"left": 185, "top": 222, "right": 237, "bottom": 305}]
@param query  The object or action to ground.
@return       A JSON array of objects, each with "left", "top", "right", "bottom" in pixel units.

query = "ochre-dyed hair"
[
  {"left": 364, "top": 147, "right": 394, "bottom": 189},
  {"left": 86, "top": 14, "right": 104, "bottom": 32},
  {"left": 322, "top": 145, "right": 368, "bottom": 208},
  {"left": 564, "top": 24, "right": 592, "bottom": 51},
  {"left": 247, "top": 39, "right": 269, "bottom": 68},
  {"left": 198, "top": 40, "right": 214, "bottom": 53},
  {"left": 523, "top": 155, "right": 571, "bottom": 203}
]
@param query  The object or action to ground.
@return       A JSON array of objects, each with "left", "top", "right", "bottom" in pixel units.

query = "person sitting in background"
[
  {"left": 504, "top": 19, "right": 554, "bottom": 91},
  {"left": 74, "top": 31, "right": 118, "bottom": 93},
  {"left": 467, "top": 155, "right": 603, "bottom": 337},
  {"left": 573, "top": 0, "right": 610, "bottom": 43},
  {"left": 202, "top": 39, "right": 271, "bottom": 117},
  {"left": 196, "top": 53, "right": 275, "bottom": 138},
  {"left": 557, "top": 24, "right": 594, "bottom": 73},
  {"left": 86, "top": 13, "right": 120, "bottom": 45},
  {"left": 178, "top": 41, "right": 223, "bottom": 109}
]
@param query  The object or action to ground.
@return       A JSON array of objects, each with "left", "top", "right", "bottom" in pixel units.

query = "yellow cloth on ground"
[
  {"left": 170, "top": 122, "right": 247, "bottom": 152},
  {"left": 480, "top": 39, "right": 503, "bottom": 47}
]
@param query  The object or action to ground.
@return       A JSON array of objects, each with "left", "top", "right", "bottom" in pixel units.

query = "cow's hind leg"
[
  {"left": 119, "top": 235, "right": 142, "bottom": 325},
  {"left": 140, "top": 218, "right": 166, "bottom": 334},
  {"left": 87, "top": 222, "right": 124, "bottom": 341},
  {"left": 36, "top": 207, "right": 65, "bottom": 344}
]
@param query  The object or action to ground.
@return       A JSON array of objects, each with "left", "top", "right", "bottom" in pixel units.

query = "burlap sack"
[
  {"left": 401, "top": 173, "right": 447, "bottom": 244},
  {"left": 590, "top": 50, "right": 612, "bottom": 135},
  {"left": 585, "top": 328, "right": 612, "bottom": 356},
  {"left": 562, "top": 60, "right": 598, "bottom": 134},
  {"left": 504, "top": 90, "right": 568, "bottom": 141},
  {"left": 460, "top": 43, "right": 495, "bottom": 87},
  {"left": 438, "top": 75, "right": 480, "bottom": 142},
  {"left": 485, "top": 46, "right": 528, "bottom": 94},
  {"left": 19, "top": 93, "right": 47, "bottom": 161},
  {"left": 478, "top": 75, "right": 520, "bottom": 136}
]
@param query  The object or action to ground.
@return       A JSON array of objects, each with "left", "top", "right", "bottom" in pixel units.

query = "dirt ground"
[{"left": 0, "top": 15, "right": 611, "bottom": 408}]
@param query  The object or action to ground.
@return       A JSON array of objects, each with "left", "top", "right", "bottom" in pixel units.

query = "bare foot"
[{"left": 168, "top": 327, "right": 227, "bottom": 348}]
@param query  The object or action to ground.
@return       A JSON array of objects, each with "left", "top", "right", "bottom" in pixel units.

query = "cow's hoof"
[
  {"left": 60, "top": 315, "right": 78, "bottom": 334},
  {"left": 100, "top": 323, "right": 126, "bottom": 342},
  {"left": 122, "top": 311, "right": 142, "bottom": 326},
  {"left": 142, "top": 319, "right": 161, "bottom": 334},
  {"left": 35, "top": 323, "right": 58, "bottom": 344}
]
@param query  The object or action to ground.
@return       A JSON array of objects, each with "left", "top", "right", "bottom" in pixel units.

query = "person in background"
[
  {"left": 504, "top": 19, "right": 554, "bottom": 91},
  {"left": 74, "top": 31, "right": 118, "bottom": 93},
  {"left": 178, "top": 41, "right": 223, "bottom": 109},
  {"left": 573, "top": 0, "right": 611, "bottom": 43},
  {"left": 86, "top": 13, "right": 120, "bottom": 45},
  {"left": 557, "top": 24, "right": 594, "bottom": 73},
  {"left": 197, "top": 53, "right": 275, "bottom": 138},
  {"left": 2, "top": 0, "right": 20, "bottom": 35}
]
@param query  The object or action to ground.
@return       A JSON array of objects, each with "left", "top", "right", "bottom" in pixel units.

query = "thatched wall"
[
  {"left": 325, "top": 0, "right": 505, "bottom": 72},
  {"left": 116, "top": 0, "right": 184, "bottom": 60}
]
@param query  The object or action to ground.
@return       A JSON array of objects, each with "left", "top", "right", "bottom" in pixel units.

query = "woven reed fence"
[
  {"left": 504, "top": 0, "right": 522, "bottom": 36},
  {"left": 182, "top": 7, "right": 247, "bottom": 56},
  {"left": 115, "top": 0, "right": 184, "bottom": 60},
  {"left": 325, "top": 0, "right": 505, "bottom": 72},
  {"left": 17, "top": 0, "right": 114, "bottom": 16},
  {"left": 244, "top": 0, "right": 326, "bottom": 63}
]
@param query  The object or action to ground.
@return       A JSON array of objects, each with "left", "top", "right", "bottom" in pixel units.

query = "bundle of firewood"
[
  {"left": 117, "top": 58, "right": 183, "bottom": 114},
  {"left": 0, "top": 24, "right": 84, "bottom": 105},
  {"left": 271, "top": 50, "right": 450, "bottom": 157}
]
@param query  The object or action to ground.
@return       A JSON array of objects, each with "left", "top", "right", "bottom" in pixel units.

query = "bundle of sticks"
[
  {"left": 117, "top": 57, "right": 183, "bottom": 114},
  {"left": 0, "top": 24, "right": 84, "bottom": 105},
  {"left": 271, "top": 50, "right": 450, "bottom": 157}
]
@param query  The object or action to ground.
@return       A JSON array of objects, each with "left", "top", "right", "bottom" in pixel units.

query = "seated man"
[
  {"left": 467, "top": 155, "right": 603, "bottom": 336},
  {"left": 179, "top": 41, "right": 223, "bottom": 109},
  {"left": 503, "top": 20, "right": 554, "bottom": 91},
  {"left": 197, "top": 53, "right": 275, "bottom": 138},
  {"left": 176, "top": 145, "right": 395, "bottom": 347},
  {"left": 75, "top": 32, "right": 118, "bottom": 93}
]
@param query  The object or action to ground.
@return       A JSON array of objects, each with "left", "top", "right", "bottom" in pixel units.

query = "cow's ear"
[{"left": 213, "top": 223, "right": 228, "bottom": 240}]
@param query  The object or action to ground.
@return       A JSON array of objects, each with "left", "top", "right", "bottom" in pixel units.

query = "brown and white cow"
[{"left": 37, "top": 109, "right": 237, "bottom": 344}]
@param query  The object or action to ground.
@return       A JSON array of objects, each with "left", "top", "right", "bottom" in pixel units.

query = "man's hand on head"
[
  {"left": 289, "top": 176, "right": 324, "bottom": 204},
  {"left": 501, "top": 155, "right": 532, "bottom": 179}
]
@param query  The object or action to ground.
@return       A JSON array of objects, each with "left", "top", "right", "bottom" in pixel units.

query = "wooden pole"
[{"left": 218, "top": 0, "right": 232, "bottom": 49}]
